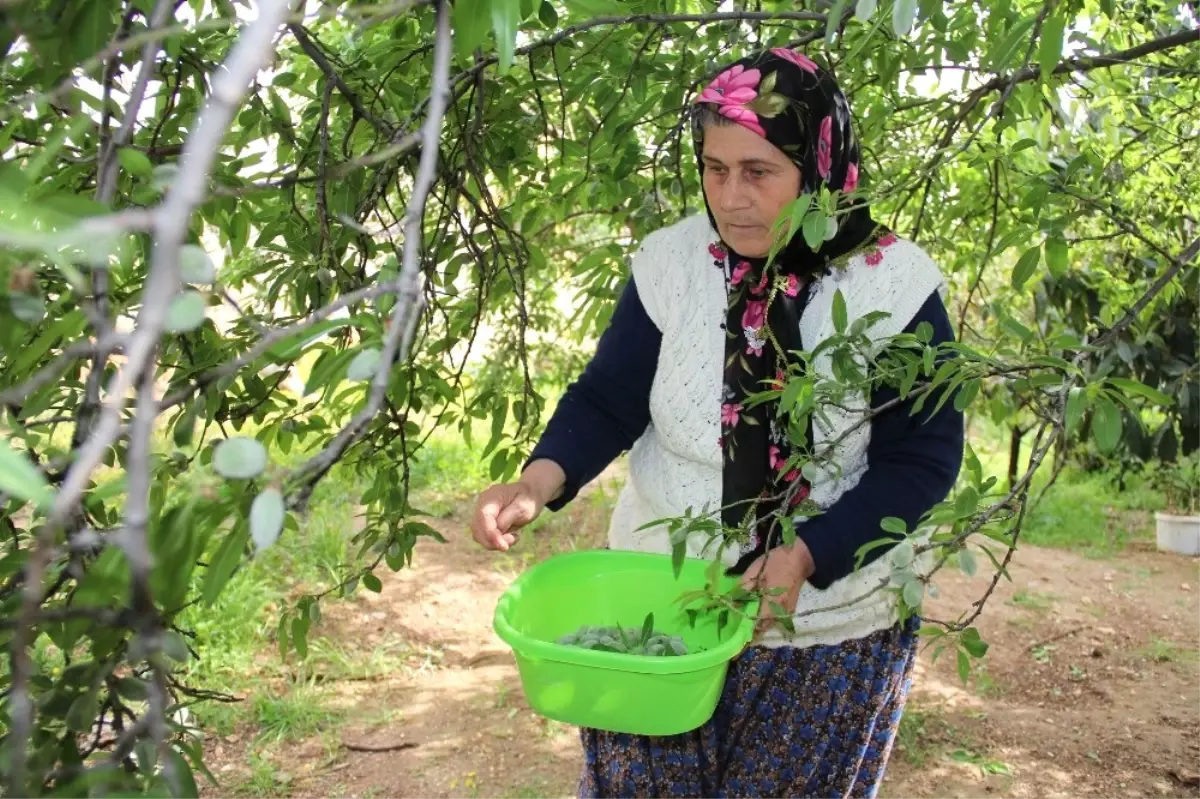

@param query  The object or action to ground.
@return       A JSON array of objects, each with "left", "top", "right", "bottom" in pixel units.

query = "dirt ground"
[{"left": 200, "top": 485, "right": 1200, "bottom": 799}]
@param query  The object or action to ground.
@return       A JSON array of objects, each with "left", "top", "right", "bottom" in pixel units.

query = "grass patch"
[
  {"left": 1020, "top": 468, "right": 1161, "bottom": 556},
  {"left": 1008, "top": 589, "right": 1057, "bottom": 612},
  {"left": 232, "top": 749, "right": 294, "bottom": 798},
  {"left": 252, "top": 680, "right": 343, "bottom": 742},
  {"left": 1139, "top": 637, "right": 1200, "bottom": 665},
  {"left": 895, "top": 707, "right": 947, "bottom": 767},
  {"left": 304, "top": 635, "right": 411, "bottom": 681}
]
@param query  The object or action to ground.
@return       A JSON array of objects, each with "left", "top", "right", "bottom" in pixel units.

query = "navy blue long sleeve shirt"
[{"left": 527, "top": 278, "right": 964, "bottom": 589}]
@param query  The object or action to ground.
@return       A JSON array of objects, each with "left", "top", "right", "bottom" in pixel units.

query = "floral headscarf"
[{"left": 692, "top": 49, "right": 892, "bottom": 574}]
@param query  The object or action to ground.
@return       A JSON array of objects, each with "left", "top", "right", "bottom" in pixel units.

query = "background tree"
[{"left": 0, "top": 0, "right": 1196, "bottom": 793}]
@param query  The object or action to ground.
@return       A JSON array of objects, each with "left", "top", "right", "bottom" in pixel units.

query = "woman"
[{"left": 471, "top": 49, "right": 963, "bottom": 798}]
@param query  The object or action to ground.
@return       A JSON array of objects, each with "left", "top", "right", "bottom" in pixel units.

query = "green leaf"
[
  {"left": 1106, "top": 377, "right": 1172, "bottom": 407},
  {"left": 70, "top": 0, "right": 118, "bottom": 63},
  {"left": 902, "top": 579, "right": 924, "bottom": 608},
  {"left": 955, "top": 486, "right": 978, "bottom": 518},
  {"left": 165, "top": 747, "right": 199, "bottom": 799},
  {"left": 1065, "top": 387, "right": 1088, "bottom": 434},
  {"left": 1100, "top": 0, "right": 1115, "bottom": 17},
  {"left": 66, "top": 690, "right": 100, "bottom": 733},
  {"left": 989, "top": 16, "right": 1037, "bottom": 71},
  {"left": 266, "top": 321, "right": 354, "bottom": 364},
  {"left": 152, "top": 163, "right": 178, "bottom": 191},
  {"left": 162, "top": 630, "right": 190, "bottom": 662},
  {"left": 454, "top": 0, "right": 492, "bottom": 57},
  {"left": 671, "top": 538, "right": 685, "bottom": 579},
  {"left": 1092, "top": 396, "right": 1122, "bottom": 453},
  {"left": 0, "top": 438, "right": 52, "bottom": 508},
  {"left": 958, "top": 547, "right": 978, "bottom": 577},
  {"left": 9, "top": 293, "right": 46, "bottom": 324},
  {"left": 855, "top": 0, "right": 877, "bottom": 21},
  {"left": 889, "top": 540, "right": 915, "bottom": 568},
  {"left": 953, "top": 378, "right": 979, "bottom": 411},
  {"left": 880, "top": 517, "right": 907, "bottom": 535},
  {"left": 538, "top": 0, "right": 557, "bottom": 27},
  {"left": 825, "top": 0, "right": 850, "bottom": 44},
  {"left": 347, "top": 348, "right": 383, "bottom": 381},
  {"left": 202, "top": 526, "right": 248, "bottom": 606},
  {"left": 957, "top": 649, "right": 971, "bottom": 683},
  {"left": 292, "top": 616, "right": 309, "bottom": 657},
  {"left": 213, "top": 436, "right": 268, "bottom": 480},
  {"left": 491, "top": 0, "right": 520, "bottom": 74},
  {"left": 891, "top": 0, "right": 918, "bottom": 36},
  {"left": 1011, "top": 246, "right": 1041, "bottom": 290},
  {"left": 832, "top": 289, "right": 848, "bottom": 334},
  {"left": 785, "top": 193, "right": 813, "bottom": 243},
  {"left": 803, "top": 211, "right": 827, "bottom": 250},
  {"left": 180, "top": 245, "right": 216, "bottom": 284},
  {"left": 362, "top": 572, "right": 383, "bottom": 592},
  {"left": 250, "top": 488, "right": 285, "bottom": 553},
  {"left": 166, "top": 291, "right": 207, "bottom": 333},
  {"left": 1038, "top": 13, "right": 1066, "bottom": 79},
  {"left": 117, "top": 147, "right": 153, "bottom": 177},
  {"left": 641, "top": 612, "right": 655, "bottom": 644},
  {"left": 1044, "top": 236, "right": 1068, "bottom": 278},
  {"left": 960, "top": 626, "right": 989, "bottom": 658}
]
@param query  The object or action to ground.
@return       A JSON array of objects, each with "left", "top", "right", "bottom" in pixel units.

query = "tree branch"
[
  {"left": 288, "top": 23, "right": 394, "bottom": 135},
  {"left": 6, "top": 3, "right": 297, "bottom": 792},
  {"left": 290, "top": 0, "right": 452, "bottom": 500}
]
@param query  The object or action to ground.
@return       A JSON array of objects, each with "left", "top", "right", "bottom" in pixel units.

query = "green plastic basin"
[{"left": 492, "top": 549, "right": 757, "bottom": 736}]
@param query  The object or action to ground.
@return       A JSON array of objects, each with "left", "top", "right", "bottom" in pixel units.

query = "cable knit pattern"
[{"left": 608, "top": 214, "right": 947, "bottom": 648}]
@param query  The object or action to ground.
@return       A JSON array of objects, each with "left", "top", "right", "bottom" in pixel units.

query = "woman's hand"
[
  {"left": 469, "top": 459, "right": 565, "bottom": 551},
  {"left": 740, "top": 541, "right": 816, "bottom": 635}
]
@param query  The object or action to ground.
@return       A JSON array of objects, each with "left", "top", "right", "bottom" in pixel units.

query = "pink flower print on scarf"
[
  {"left": 742, "top": 299, "right": 767, "bottom": 330},
  {"left": 865, "top": 232, "right": 897, "bottom": 267},
  {"left": 769, "top": 445, "right": 782, "bottom": 470},
  {"left": 696, "top": 65, "right": 766, "bottom": 137},
  {"left": 784, "top": 274, "right": 802, "bottom": 297},
  {"left": 817, "top": 115, "right": 833, "bottom": 180},
  {"left": 719, "top": 105, "right": 766, "bottom": 137},
  {"left": 721, "top": 403, "right": 743, "bottom": 427},
  {"left": 843, "top": 161, "right": 859, "bottom": 193},
  {"left": 742, "top": 299, "right": 768, "bottom": 356},
  {"left": 708, "top": 241, "right": 728, "bottom": 260},
  {"left": 750, "top": 268, "right": 770, "bottom": 296},
  {"left": 731, "top": 260, "right": 752, "bottom": 286},
  {"left": 770, "top": 48, "right": 819, "bottom": 74}
]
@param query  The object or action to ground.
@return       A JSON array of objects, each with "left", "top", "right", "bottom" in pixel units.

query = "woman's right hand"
[{"left": 470, "top": 459, "right": 566, "bottom": 551}]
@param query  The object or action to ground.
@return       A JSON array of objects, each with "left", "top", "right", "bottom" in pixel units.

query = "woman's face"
[{"left": 701, "top": 123, "right": 802, "bottom": 258}]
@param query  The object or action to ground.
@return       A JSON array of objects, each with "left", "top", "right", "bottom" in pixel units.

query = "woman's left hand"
[{"left": 740, "top": 542, "right": 816, "bottom": 635}]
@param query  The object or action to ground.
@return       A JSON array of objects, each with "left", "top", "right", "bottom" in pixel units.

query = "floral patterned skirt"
[{"left": 578, "top": 618, "right": 919, "bottom": 798}]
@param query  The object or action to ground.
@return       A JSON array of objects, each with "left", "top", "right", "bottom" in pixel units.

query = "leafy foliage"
[{"left": 0, "top": 0, "right": 1196, "bottom": 793}]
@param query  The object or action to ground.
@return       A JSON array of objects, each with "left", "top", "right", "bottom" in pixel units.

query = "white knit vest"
[{"left": 607, "top": 213, "right": 947, "bottom": 648}]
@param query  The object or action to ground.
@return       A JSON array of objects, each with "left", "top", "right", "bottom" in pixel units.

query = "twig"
[
  {"left": 1027, "top": 625, "right": 1088, "bottom": 652},
  {"left": 0, "top": 334, "right": 128, "bottom": 407},
  {"left": 288, "top": 24, "right": 394, "bottom": 134},
  {"left": 157, "top": 276, "right": 409, "bottom": 411},
  {"left": 341, "top": 740, "right": 419, "bottom": 752}
]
